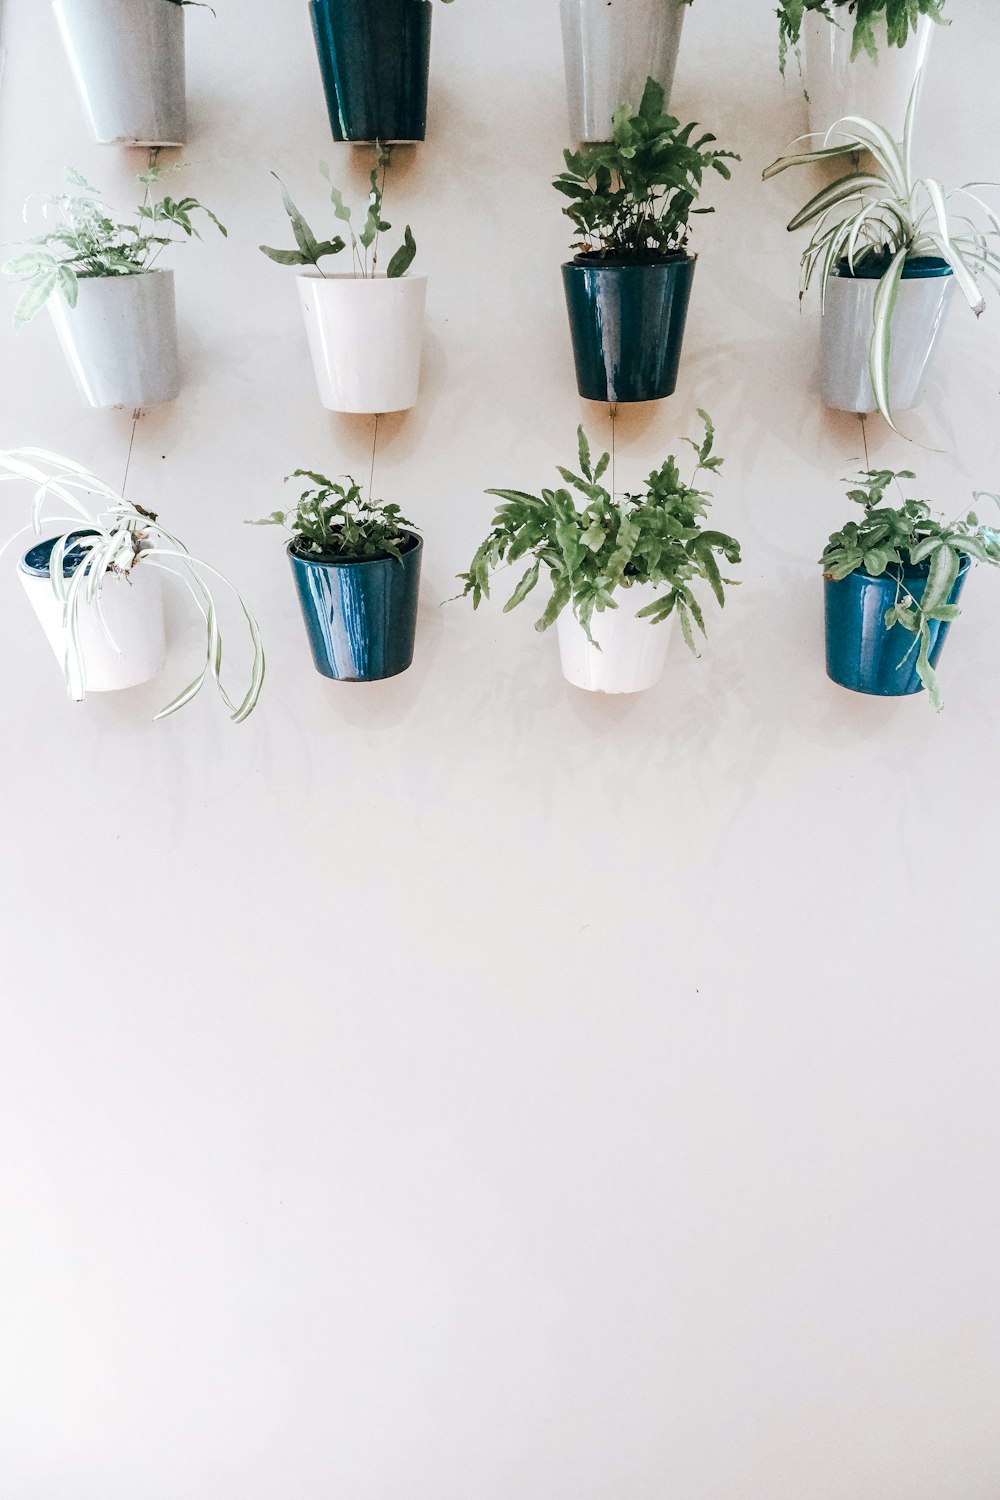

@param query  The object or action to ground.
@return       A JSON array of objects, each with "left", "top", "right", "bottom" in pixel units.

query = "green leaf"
[{"left": 386, "top": 225, "right": 417, "bottom": 279}]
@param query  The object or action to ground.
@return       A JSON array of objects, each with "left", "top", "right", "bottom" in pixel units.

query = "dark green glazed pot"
[
  {"left": 310, "top": 0, "right": 433, "bottom": 143},
  {"left": 824, "top": 557, "right": 970, "bottom": 697},
  {"left": 561, "top": 254, "right": 696, "bottom": 403},
  {"left": 288, "top": 532, "right": 423, "bottom": 682}
]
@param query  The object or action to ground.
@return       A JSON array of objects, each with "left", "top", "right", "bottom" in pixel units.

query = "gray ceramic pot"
[
  {"left": 560, "top": 0, "right": 688, "bottom": 143},
  {"left": 47, "top": 271, "right": 181, "bottom": 409},
  {"left": 52, "top": 0, "right": 187, "bottom": 146}
]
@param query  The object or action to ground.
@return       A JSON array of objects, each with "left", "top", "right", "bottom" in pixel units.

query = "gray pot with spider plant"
[
  {"left": 249, "top": 473, "right": 422, "bottom": 683},
  {"left": 457, "top": 412, "right": 740, "bottom": 694},
  {"left": 560, "top": 0, "right": 691, "bottom": 145},
  {"left": 260, "top": 149, "right": 423, "bottom": 414},
  {"left": 0, "top": 449, "right": 263, "bottom": 719},
  {"left": 556, "top": 79, "right": 738, "bottom": 404},
  {"left": 1, "top": 167, "right": 226, "bottom": 410},
  {"left": 775, "top": 0, "right": 945, "bottom": 139},
  {"left": 822, "top": 467, "right": 1000, "bottom": 709},
  {"left": 52, "top": 0, "right": 209, "bottom": 148},
  {"left": 763, "top": 78, "right": 1000, "bottom": 429}
]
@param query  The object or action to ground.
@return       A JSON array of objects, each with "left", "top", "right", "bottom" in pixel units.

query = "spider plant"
[
  {"left": 763, "top": 74, "right": 1000, "bottom": 426},
  {"left": 0, "top": 450, "right": 264, "bottom": 720}
]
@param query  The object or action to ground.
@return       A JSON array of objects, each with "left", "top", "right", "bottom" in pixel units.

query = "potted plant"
[
  {"left": 260, "top": 151, "right": 423, "bottom": 414},
  {"left": 560, "top": 0, "right": 692, "bottom": 144},
  {"left": 249, "top": 471, "right": 422, "bottom": 682},
  {"left": 555, "top": 78, "right": 738, "bottom": 404},
  {"left": 777, "top": 0, "right": 946, "bottom": 137},
  {"left": 822, "top": 468, "right": 1000, "bottom": 708},
  {"left": 310, "top": 0, "right": 454, "bottom": 146},
  {"left": 0, "top": 449, "right": 264, "bottom": 719},
  {"left": 52, "top": 0, "right": 208, "bottom": 148},
  {"left": 2, "top": 166, "right": 226, "bottom": 410},
  {"left": 457, "top": 412, "right": 740, "bottom": 694},
  {"left": 763, "top": 84, "right": 1000, "bottom": 428}
]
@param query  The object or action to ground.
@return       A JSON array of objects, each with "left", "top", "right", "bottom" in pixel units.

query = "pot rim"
[
  {"left": 286, "top": 529, "right": 423, "bottom": 570},
  {"left": 825, "top": 554, "right": 972, "bottom": 585},
  {"left": 833, "top": 255, "right": 954, "bottom": 282},
  {"left": 563, "top": 252, "right": 696, "bottom": 271},
  {"left": 297, "top": 270, "right": 428, "bottom": 285},
  {"left": 74, "top": 266, "right": 173, "bottom": 283}
]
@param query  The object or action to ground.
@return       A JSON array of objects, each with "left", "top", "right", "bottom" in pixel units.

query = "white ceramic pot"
[
  {"left": 560, "top": 0, "right": 688, "bottom": 143},
  {"left": 819, "top": 267, "right": 955, "bottom": 414},
  {"left": 556, "top": 583, "right": 675, "bottom": 693},
  {"left": 47, "top": 270, "right": 181, "bottom": 410},
  {"left": 52, "top": 0, "right": 186, "bottom": 147},
  {"left": 297, "top": 272, "right": 427, "bottom": 414},
  {"left": 803, "top": 12, "right": 934, "bottom": 140},
  {"left": 19, "top": 543, "right": 166, "bottom": 694}
]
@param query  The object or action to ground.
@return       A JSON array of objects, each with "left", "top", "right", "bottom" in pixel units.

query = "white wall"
[{"left": 1, "top": 2, "right": 999, "bottom": 1496}]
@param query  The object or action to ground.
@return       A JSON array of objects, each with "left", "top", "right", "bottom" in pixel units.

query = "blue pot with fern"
[
  {"left": 821, "top": 469, "right": 1000, "bottom": 710},
  {"left": 310, "top": 0, "right": 435, "bottom": 144},
  {"left": 554, "top": 77, "right": 738, "bottom": 404},
  {"left": 250, "top": 472, "right": 422, "bottom": 683}
]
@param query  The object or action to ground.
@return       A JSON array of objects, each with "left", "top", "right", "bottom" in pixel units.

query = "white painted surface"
[
  {"left": 803, "top": 11, "right": 935, "bottom": 138},
  {"left": 819, "top": 269, "right": 956, "bottom": 413},
  {"left": 296, "top": 271, "right": 426, "bottom": 413},
  {"left": 1, "top": 4, "right": 1000, "bottom": 1499},
  {"left": 557, "top": 582, "right": 674, "bottom": 692},
  {"left": 47, "top": 269, "right": 181, "bottom": 408},
  {"left": 19, "top": 553, "right": 166, "bottom": 692}
]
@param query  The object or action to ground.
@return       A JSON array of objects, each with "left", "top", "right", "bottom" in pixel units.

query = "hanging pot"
[
  {"left": 819, "top": 257, "right": 954, "bottom": 415},
  {"left": 803, "top": 11, "right": 934, "bottom": 140},
  {"left": 556, "top": 583, "right": 675, "bottom": 693},
  {"left": 19, "top": 532, "right": 166, "bottom": 694},
  {"left": 287, "top": 533, "right": 423, "bottom": 682},
  {"left": 824, "top": 557, "right": 970, "bottom": 697},
  {"left": 560, "top": 0, "right": 689, "bottom": 143},
  {"left": 562, "top": 255, "right": 695, "bottom": 403},
  {"left": 297, "top": 273, "right": 426, "bottom": 414},
  {"left": 52, "top": 0, "right": 187, "bottom": 147},
  {"left": 47, "top": 271, "right": 181, "bottom": 410},
  {"left": 310, "top": 0, "right": 433, "bottom": 144}
]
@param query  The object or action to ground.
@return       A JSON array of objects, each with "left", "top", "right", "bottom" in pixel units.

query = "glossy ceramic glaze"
[
  {"left": 52, "top": 0, "right": 186, "bottom": 146},
  {"left": 819, "top": 259, "right": 954, "bottom": 414},
  {"left": 310, "top": 0, "right": 432, "bottom": 143},
  {"left": 804, "top": 11, "right": 934, "bottom": 139},
  {"left": 288, "top": 533, "right": 423, "bottom": 682},
  {"left": 557, "top": 583, "right": 675, "bottom": 693},
  {"left": 562, "top": 256, "right": 695, "bottom": 403},
  {"left": 19, "top": 532, "right": 166, "bottom": 693},
  {"left": 824, "top": 558, "right": 969, "bottom": 697},
  {"left": 297, "top": 273, "right": 426, "bottom": 414},
  {"left": 560, "top": 0, "right": 688, "bottom": 143},
  {"left": 47, "top": 271, "right": 180, "bottom": 410}
]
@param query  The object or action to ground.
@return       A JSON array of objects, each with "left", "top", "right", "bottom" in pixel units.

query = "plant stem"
[
  {"left": 368, "top": 412, "right": 380, "bottom": 501},
  {"left": 372, "top": 143, "right": 391, "bottom": 278}
]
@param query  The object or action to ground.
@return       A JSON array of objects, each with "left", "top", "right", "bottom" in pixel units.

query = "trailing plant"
[
  {"left": 457, "top": 411, "right": 741, "bottom": 651},
  {"left": 259, "top": 150, "right": 416, "bottom": 279},
  {"left": 822, "top": 467, "right": 1000, "bottom": 708},
  {"left": 554, "top": 77, "right": 739, "bottom": 261},
  {"left": 249, "top": 473, "right": 416, "bottom": 563},
  {"left": 0, "top": 450, "right": 264, "bottom": 720},
  {"left": 1, "top": 166, "right": 226, "bottom": 332},
  {"left": 776, "top": 0, "right": 946, "bottom": 71},
  {"left": 763, "top": 77, "right": 1000, "bottom": 426}
]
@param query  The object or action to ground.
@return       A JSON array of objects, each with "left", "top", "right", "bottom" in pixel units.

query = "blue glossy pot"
[
  {"left": 561, "top": 254, "right": 695, "bottom": 403},
  {"left": 288, "top": 532, "right": 423, "bottom": 682},
  {"left": 824, "top": 558, "right": 970, "bottom": 697},
  {"left": 310, "top": 0, "right": 432, "bottom": 144}
]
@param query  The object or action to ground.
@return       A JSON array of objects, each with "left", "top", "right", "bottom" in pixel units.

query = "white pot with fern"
[
  {"left": 764, "top": 77, "right": 999, "bottom": 426},
  {"left": 260, "top": 153, "right": 426, "bottom": 415},
  {"left": 457, "top": 415, "right": 742, "bottom": 696},
  {"left": 0, "top": 451, "right": 264, "bottom": 719},
  {"left": 2, "top": 167, "right": 226, "bottom": 410},
  {"left": 52, "top": 0, "right": 195, "bottom": 148}
]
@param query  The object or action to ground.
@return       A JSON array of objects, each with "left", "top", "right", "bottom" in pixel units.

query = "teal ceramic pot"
[
  {"left": 310, "top": 0, "right": 432, "bottom": 143},
  {"left": 561, "top": 254, "right": 696, "bottom": 403},
  {"left": 288, "top": 532, "right": 423, "bottom": 682},
  {"left": 824, "top": 557, "right": 970, "bottom": 697}
]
